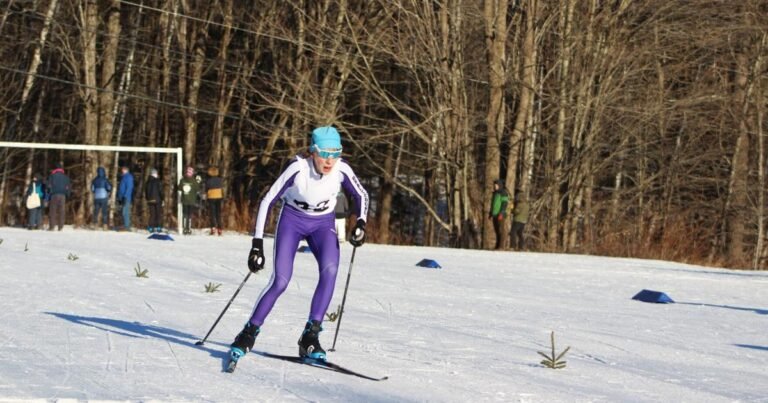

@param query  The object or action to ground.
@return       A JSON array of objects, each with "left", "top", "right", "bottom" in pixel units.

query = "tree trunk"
[
  {"left": 548, "top": 0, "right": 574, "bottom": 251},
  {"left": 210, "top": 0, "right": 234, "bottom": 167},
  {"left": 482, "top": 0, "right": 507, "bottom": 249},
  {"left": 79, "top": 0, "right": 99, "bottom": 226},
  {"left": 377, "top": 140, "right": 396, "bottom": 244},
  {"left": 726, "top": 50, "right": 752, "bottom": 266},
  {"left": 19, "top": 0, "right": 58, "bottom": 111}
]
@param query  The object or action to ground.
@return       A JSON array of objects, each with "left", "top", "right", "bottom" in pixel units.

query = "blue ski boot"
[
  {"left": 230, "top": 322, "right": 260, "bottom": 362},
  {"left": 298, "top": 320, "right": 326, "bottom": 361}
]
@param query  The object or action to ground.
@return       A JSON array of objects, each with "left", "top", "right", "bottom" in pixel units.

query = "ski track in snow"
[{"left": 0, "top": 227, "right": 766, "bottom": 402}]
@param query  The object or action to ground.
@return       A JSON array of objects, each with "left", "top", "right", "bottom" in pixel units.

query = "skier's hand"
[
  {"left": 350, "top": 219, "right": 366, "bottom": 247},
  {"left": 248, "top": 238, "right": 265, "bottom": 273}
]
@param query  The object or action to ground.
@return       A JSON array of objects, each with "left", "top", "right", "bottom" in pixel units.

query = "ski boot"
[
  {"left": 217, "top": 227, "right": 222, "bottom": 236},
  {"left": 298, "top": 320, "right": 326, "bottom": 361},
  {"left": 230, "top": 322, "right": 260, "bottom": 362},
  {"left": 209, "top": 227, "right": 216, "bottom": 235}
]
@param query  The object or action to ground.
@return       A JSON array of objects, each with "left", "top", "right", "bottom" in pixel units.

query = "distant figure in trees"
[
  {"left": 117, "top": 165, "right": 135, "bottom": 231},
  {"left": 334, "top": 191, "right": 349, "bottom": 242},
  {"left": 25, "top": 173, "right": 45, "bottom": 230},
  {"left": 145, "top": 168, "right": 164, "bottom": 233},
  {"left": 205, "top": 166, "right": 224, "bottom": 236},
  {"left": 178, "top": 166, "right": 200, "bottom": 235},
  {"left": 510, "top": 192, "right": 530, "bottom": 251},
  {"left": 488, "top": 179, "right": 509, "bottom": 250},
  {"left": 90, "top": 166, "right": 113, "bottom": 229},
  {"left": 46, "top": 162, "right": 71, "bottom": 231}
]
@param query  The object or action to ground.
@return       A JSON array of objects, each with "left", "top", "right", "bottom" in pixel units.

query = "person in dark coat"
[
  {"left": 205, "top": 166, "right": 224, "bottom": 236},
  {"left": 488, "top": 179, "right": 509, "bottom": 250},
  {"left": 25, "top": 173, "right": 45, "bottom": 229},
  {"left": 46, "top": 163, "right": 71, "bottom": 231},
  {"left": 145, "top": 168, "right": 164, "bottom": 233},
  {"left": 177, "top": 166, "right": 200, "bottom": 235},
  {"left": 117, "top": 165, "right": 135, "bottom": 231},
  {"left": 91, "top": 166, "right": 113, "bottom": 229},
  {"left": 510, "top": 192, "right": 530, "bottom": 251}
]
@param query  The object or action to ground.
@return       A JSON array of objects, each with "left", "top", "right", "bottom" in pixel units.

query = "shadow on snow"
[
  {"left": 44, "top": 311, "right": 229, "bottom": 360},
  {"left": 676, "top": 302, "right": 768, "bottom": 315},
  {"left": 734, "top": 344, "right": 768, "bottom": 352}
]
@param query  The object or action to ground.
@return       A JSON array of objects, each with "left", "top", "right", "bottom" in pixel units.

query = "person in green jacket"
[
  {"left": 177, "top": 166, "right": 201, "bottom": 235},
  {"left": 488, "top": 179, "right": 509, "bottom": 250},
  {"left": 510, "top": 192, "right": 530, "bottom": 251}
]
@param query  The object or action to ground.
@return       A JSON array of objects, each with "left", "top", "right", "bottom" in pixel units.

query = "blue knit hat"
[{"left": 310, "top": 126, "right": 342, "bottom": 150}]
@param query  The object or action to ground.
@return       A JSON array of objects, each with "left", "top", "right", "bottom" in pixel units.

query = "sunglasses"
[{"left": 315, "top": 148, "right": 342, "bottom": 159}]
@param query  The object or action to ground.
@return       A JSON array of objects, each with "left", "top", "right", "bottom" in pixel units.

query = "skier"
[
  {"left": 229, "top": 126, "right": 369, "bottom": 364},
  {"left": 177, "top": 166, "right": 200, "bottom": 235}
]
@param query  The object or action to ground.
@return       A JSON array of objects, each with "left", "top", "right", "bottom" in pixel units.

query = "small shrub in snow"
[
  {"left": 67, "top": 253, "right": 79, "bottom": 261},
  {"left": 325, "top": 305, "right": 341, "bottom": 322},
  {"left": 204, "top": 282, "right": 222, "bottom": 293},
  {"left": 538, "top": 331, "right": 570, "bottom": 369},
  {"left": 134, "top": 262, "right": 149, "bottom": 278}
]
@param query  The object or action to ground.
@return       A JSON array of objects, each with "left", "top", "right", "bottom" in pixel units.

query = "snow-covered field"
[{"left": 0, "top": 226, "right": 766, "bottom": 402}]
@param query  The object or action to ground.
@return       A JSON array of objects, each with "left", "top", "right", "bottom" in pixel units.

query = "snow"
[{"left": 0, "top": 226, "right": 766, "bottom": 402}]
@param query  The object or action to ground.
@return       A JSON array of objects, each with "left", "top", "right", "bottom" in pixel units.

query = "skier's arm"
[
  {"left": 252, "top": 162, "right": 300, "bottom": 238},
  {"left": 339, "top": 162, "right": 369, "bottom": 223}
]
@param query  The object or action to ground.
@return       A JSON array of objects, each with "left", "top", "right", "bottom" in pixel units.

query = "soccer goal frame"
[{"left": 0, "top": 141, "right": 183, "bottom": 234}]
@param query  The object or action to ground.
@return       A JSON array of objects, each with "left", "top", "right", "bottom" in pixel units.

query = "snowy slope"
[{"left": 0, "top": 226, "right": 766, "bottom": 402}]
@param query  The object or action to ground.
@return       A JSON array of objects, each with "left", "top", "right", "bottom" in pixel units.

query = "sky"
[{"left": 0, "top": 226, "right": 766, "bottom": 403}]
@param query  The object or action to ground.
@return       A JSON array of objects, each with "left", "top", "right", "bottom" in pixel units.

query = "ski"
[{"left": 254, "top": 351, "right": 388, "bottom": 382}]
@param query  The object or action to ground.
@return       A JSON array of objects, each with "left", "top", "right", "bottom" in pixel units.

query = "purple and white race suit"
[{"left": 247, "top": 155, "right": 369, "bottom": 326}]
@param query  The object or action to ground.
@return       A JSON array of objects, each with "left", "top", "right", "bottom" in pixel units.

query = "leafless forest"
[{"left": 1, "top": 0, "right": 766, "bottom": 269}]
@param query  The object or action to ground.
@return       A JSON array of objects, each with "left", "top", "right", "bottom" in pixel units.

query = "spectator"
[
  {"left": 117, "top": 165, "right": 135, "bottom": 231},
  {"left": 46, "top": 162, "right": 71, "bottom": 231},
  {"left": 177, "top": 166, "right": 200, "bottom": 235},
  {"left": 510, "top": 192, "right": 530, "bottom": 251},
  {"left": 205, "top": 166, "right": 224, "bottom": 236},
  {"left": 334, "top": 191, "right": 349, "bottom": 242},
  {"left": 25, "top": 173, "right": 45, "bottom": 230},
  {"left": 145, "top": 168, "right": 163, "bottom": 233},
  {"left": 488, "top": 179, "right": 509, "bottom": 250},
  {"left": 90, "top": 166, "right": 113, "bottom": 229}
]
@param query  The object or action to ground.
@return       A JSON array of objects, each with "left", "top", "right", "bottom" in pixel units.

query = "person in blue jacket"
[
  {"left": 90, "top": 166, "right": 113, "bottom": 229},
  {"left": 117, "top": 165, "right": 134, "bottom": 231}
]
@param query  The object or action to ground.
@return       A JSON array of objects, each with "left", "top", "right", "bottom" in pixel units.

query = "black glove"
[
  {"left": 350, "top": 219, "right": 366, "bottom": 247},
  {"left": 248, "top": 238, "right": 265, "bottom": 273}
]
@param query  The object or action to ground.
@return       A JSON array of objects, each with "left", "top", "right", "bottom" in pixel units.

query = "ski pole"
[
  {"left": 329, "top": 246, "right": 357, "bottom": 352},
  {"left": 195, "top": 271, "right": 251, "bottom": 346}
]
